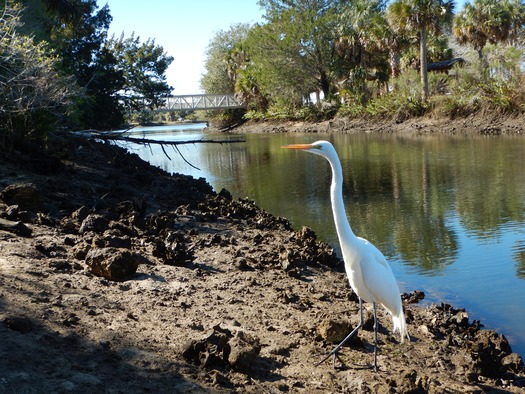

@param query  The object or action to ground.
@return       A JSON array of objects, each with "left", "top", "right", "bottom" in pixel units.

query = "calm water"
[{"left": 117, "top": 124, "right": 525, "bottom": 357}]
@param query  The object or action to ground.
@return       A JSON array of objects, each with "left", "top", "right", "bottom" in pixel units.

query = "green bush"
[{"left": 0, "top": 5, "right": 74, "bottom": 151}]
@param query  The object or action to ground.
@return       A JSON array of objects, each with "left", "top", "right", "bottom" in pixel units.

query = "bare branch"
[
  {"left": 71, "top": 130, "right": 245, "bottom": 170},
  {"left": 75, "top": 131, "right": 246, "bottom": 146}
]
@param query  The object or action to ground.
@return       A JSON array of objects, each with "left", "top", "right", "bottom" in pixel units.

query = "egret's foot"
[
  {"left": 315, "top": 349, "right": 345, "bottom": 368},
  {"left": 316, "top": 348, "right": 378, "bottom": 371},
  {"left": 315, "top": 351, "right": 333, "bottom": 367}
]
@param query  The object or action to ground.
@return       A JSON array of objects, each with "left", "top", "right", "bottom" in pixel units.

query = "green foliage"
[
  {"left": 201, "top": 24, "right": 252, "bottom": 125},
  {"left": 0, "top": 3, "right": 75, "bottom": 150},
  {"left": 337, "top": 69, "right": 431, "bottom": 120},
  {"left": 106, "top": 33, "right": 173, "bottom": 112},
  {"left": 201, "top": 23, "right": 251, "bottom": 95},
  {"left": 453, "top": 0, "right": 525, "bottom": 77},
  {"left": 200, "top": 0, "right": 525, "bottom": 124},
  {"left": 28, "top": 0, "right": 126, "bottom": 129},
  {"left": 205, "top": 108, "right": 246, "bottom": 129},
  {"left": 239, "top": 2, "right": 340, "bottom": 109}
]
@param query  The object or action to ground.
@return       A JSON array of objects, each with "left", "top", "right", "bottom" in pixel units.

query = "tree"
[
  {"left": 16, "top": 0, "right": 125, "bottom": 128},
  {"left": 452, "top": 0, "right": 523, "bottom": 76},
  {"left": 107, "top": 33, "right": 173, "bottom": 112},
  {"left": 387, "top": 0, "right": 454, "bottom": 100},
  {"left": 200, "top": 24, "right": 252, "bottom": 125},
  {"left": 336, "top": 0, "right": 390, "bottom": 102},
  {"left": 245, "top": 0, "right": 341, "bottom": 109},
  {"left": 0, "top": 3, "right": 74, "bottom": 147},
  {"left": 201, "top": 23, "right": 252, "bottom": 95},
  {"left": 224, "top": 42, "right": 268, "bottom": 111}
]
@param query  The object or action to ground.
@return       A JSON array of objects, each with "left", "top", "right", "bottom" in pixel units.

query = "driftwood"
[
  {"left": 72, "top": 130, "right": 245, "bottom": 170},
  {"left": 73, "top": 130, "right": 245, "bottom": 146}
]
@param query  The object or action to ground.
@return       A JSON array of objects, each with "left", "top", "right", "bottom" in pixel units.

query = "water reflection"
[
  {"left": 116, "top": 126, "right": 525, "bottom": 356},
  {"left": 513, "top": 240, "right": 525, "bottom": 279}
]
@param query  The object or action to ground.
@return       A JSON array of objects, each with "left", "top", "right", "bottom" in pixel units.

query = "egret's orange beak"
[{"left": 281, "top": 143, "right": 314, "bottom": 150}]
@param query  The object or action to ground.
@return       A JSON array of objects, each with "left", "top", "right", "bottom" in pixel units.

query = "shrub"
[{"left": 0, "top": 4, "right": 75, "bottom": 151}]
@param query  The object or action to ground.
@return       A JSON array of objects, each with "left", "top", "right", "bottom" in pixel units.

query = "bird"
[{"left": 282, "top": 140, "right": 410, "bottom": 371}]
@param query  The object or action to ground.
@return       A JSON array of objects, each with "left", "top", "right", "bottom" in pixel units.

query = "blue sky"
[
  {"left": 106, "top": 1, "right": 264, "bottom": 94},
  {"left": 106, "top": 0, "right": 468, "bottom": 95}
]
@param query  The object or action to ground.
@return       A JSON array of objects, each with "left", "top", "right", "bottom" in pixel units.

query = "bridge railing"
[{"left": 154, "top": 94, "right": 244, "bottom": 112}]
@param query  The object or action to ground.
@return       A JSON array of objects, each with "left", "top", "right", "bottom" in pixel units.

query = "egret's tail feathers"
[{"left": 392, "top": 310, "right": 410, "bottom": 343}]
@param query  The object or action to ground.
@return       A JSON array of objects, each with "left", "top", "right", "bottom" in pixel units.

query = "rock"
[
  {"left": 402, "top": 290, "right": 425, "bottom": 304},
  {"left": 454, "top": 310, "right": 469, "bottom": 328},
  {"left": 218, "top": 188, "right": 232, "bottom": 201},
  {"left": 317, "top": 319, "right": 352, "bottom": 344},
  {"left": 4, "top": 205, "right": 19, "bottom": 220},
  {"left": 211, "top": 370, "right": 232, "bottom": 388},
  {"left": 92, "top": 231, "right": 132, "bottom": 249},
  {"left": 79, "top": 214, "right": 109, "bottom": 234},
  {"left": 182, "top": 325, "right": 260, "bottom": 373},
  {"left": 391, "top": 369, "right": 426, "bottom": 393},
  {"left": 85, "top": 247, "right": 142, "bottom": 281},
  {"left": 467, "top": 330, "right": 513, "bottom": 378},
  {"left": 152, "top": 231, "right": 194, "bottom": 266},
  {"left": 0, "top": 217, "right": 32, "bottom": 237},
  {"left": 417, "top": 324, "right": 434, "bottom": 338},
  {"left": 71, "top": 206, "right": 90, "bottom": 224},
  {"left": 182, "top": 325, "right": 231, "bottom": 368},
  {"left": 69, "top": 242, "right": 91, "bottom": 260},
  {"left": 297, "top": 226, "right": 316, "bottom": 241},
  {"left": 501, "top": 353, "right": 525, "bottom": 374},
  {"left": 226, "top": 332, "right": 261, "bottom": 373},
  {"left": 1, "top": 315, "right": 33, "bottom": 333},
  {"left": 0, "top": 183, "right": 43, "bottom": 210}
]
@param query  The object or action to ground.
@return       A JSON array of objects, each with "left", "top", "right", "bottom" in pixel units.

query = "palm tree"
[
  {"left": 335, "top": 0, "right": 389, "bottom": 101},
  {"left": 387, "top": 0, "right": 454, "bottom": 100},
  {"left": 506, "top": 0, "right": 525, "bottom": 46},
  {"left": 453, "top": 0, "right": 517, "bottom": 77}
]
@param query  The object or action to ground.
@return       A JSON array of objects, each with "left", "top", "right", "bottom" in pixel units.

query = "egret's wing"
[{"left": 358, "top": 238, "right": 402, "bottom": 316}]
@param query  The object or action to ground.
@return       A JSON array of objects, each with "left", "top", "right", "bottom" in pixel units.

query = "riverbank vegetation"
[
  {"left": 0, "top": 0, "right": 173, "bottom": 152},
  {"left": 2, "top": 0, "right": 525, "bottom": 151},
  {"left": 203, "top": 0, "right": 525, "bottom": 126}
]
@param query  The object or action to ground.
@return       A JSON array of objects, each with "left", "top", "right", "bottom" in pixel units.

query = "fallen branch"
[
  {"left": 74, "top": 131, "right": 245, "bottom": 146},
  {"left": 71, "top": 130, "right": 245, "bottom": 171}
]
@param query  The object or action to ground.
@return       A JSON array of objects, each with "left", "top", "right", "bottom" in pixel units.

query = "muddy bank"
[
  {"left": 0, "top": 135, "right": 524, "bottom": 393},
  {"left": 231, "top": 114, "right": 525, "bottom": 135}
]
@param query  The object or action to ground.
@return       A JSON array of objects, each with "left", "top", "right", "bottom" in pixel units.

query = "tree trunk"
[
  {"left": 389, "top": 49, "right": 401, "bottom": 79},
  {"left": 477, "top": 48, "right": 487, "bottom": 79},
  {"left": 420, "top": 25, "right": 429, "bottom": 101},
  {"left": 319, "top": 70, "right": 330, "bottom": 99}
]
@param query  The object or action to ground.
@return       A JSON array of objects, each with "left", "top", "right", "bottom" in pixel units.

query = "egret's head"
[{"left": 281, "top": 140, "right": 336, "bottom": 160}]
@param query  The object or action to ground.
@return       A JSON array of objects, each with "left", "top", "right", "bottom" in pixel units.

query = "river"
[{"left": 116, "top": 123, "right": 525, "bottom": 357}]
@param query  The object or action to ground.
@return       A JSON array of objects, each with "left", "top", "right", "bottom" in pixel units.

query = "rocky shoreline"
[{"left": 0, "top": 129, "right": 524, "bottom": 393}]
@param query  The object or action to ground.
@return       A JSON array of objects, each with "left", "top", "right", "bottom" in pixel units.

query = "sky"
[
  {"left": 106, "top": 1, "right": 264, "bottom": 95},
  {"left": 106, "top": 0, "right": 468, "bottom": 95}
]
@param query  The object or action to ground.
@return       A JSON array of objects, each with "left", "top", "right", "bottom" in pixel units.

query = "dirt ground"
[{"left": 1, "top": 116, "right": 525, "bottom": 393}]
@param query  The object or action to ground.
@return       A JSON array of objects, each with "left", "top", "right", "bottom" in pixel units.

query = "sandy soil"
[{"left": 1, "top": 117, "right": 525, "bottom": 393}]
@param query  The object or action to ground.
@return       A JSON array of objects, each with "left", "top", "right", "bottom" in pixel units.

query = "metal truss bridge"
[{"left": 154, "top": 94, "right": 244, "bottom": 112}]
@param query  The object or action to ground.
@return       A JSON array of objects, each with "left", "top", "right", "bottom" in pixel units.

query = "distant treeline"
[
  {"left": 201, "top": 0, "right": 525, "bottom": 125},
  {"left": 1, "top": 0, "right": 524, "bottom": 150}
]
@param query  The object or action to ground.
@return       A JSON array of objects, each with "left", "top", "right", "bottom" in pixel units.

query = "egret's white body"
[{"left": 282, "top": 140, "right": 409, "bottom": 370}]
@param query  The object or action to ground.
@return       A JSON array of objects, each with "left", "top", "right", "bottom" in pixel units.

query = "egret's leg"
[
  {"left": 316, "top": 297, "right": 364, "bottom": 367},
  {"left": 373, "top": 302, "right": 378, "bottom": 372}
]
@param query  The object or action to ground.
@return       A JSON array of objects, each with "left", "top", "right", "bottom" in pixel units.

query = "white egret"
[{"left": 282, "top": 140, "right": 409, "bottom": 371}]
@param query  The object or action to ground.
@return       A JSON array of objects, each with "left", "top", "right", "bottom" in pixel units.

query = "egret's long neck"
[{"left": 328, "top": 156, "right": 356, "bottom": 240}]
